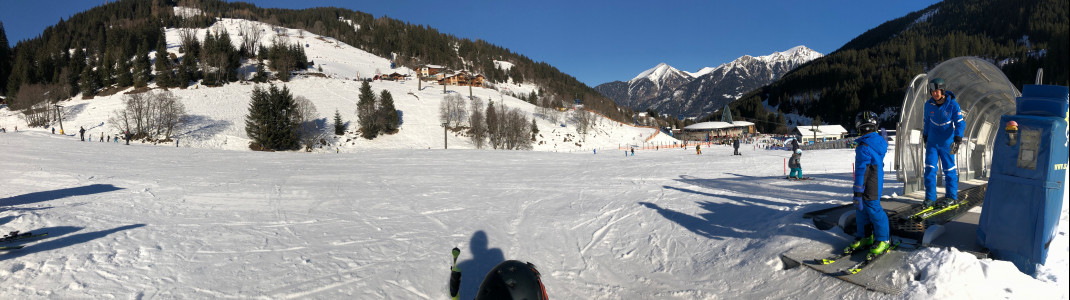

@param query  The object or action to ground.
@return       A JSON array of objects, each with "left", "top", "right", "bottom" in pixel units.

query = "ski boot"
[
  {"left": 922, "top": 199, "right": 936, "bottom": 209},
  {"left": 867, "top": 240, "right": 891, "bottom": 259},
  {"left": 844, "top": 235, "right": 873, "bottom": 254},
  {"left": 939, "top": 197, "right": 960, "bottom": 208}
]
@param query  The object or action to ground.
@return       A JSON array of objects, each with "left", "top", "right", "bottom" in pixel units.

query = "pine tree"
[
  {"left": 100, "top": 53, "right": 116, "bottom": 87},
  {"left": 333, "top": 109, "right": 345, "bottom": 135},
  {"left": 245, "top": 84, "right": 299, "bottom": 150},
  {"left": 357, "top": 81, "right": 378, "bottom": 139},
  {"left": 178, "top": 52, "right": 196, "bottom": 88},
  {"left": 0, "top": 21, "right": 10, "bottom": 96},
  {"left": 485, "top": 100, "right": 499, "bottom": 149},
  {"left": 79, "top": 59, "right": 100, "bottom": 97},
  {"left": 154, "top": 34, "right": 172, "bottom": 88},
  {"left": 67, "top": 47, "right": 86, "bottom": 96},
  {"left": 377, "top": 89, "right": 399, "bottom": 133},
  {"left": 530, "top": 118, "right": 539, "bottom": 141},
  {"left": 245, "top": 85, "right": 272, "bottom": 149},
  {"left": 253, "top": 59, "right": 268, "bottom": 82},
  {"left": 116, "top": 52, "right": 133, "bottom": 88},
  {"left": 269, "top": 84, "right": 299, "bottom": 150},
  {"left": 134, "top": 44, "right": 151, "bottom": 88}
]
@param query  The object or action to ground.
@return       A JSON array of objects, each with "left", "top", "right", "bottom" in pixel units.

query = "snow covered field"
[{"left": 1, "top": 132, "right": 1066, "bottom": 299}]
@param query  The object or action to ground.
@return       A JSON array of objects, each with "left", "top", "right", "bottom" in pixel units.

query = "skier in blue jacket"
[
  {"left": 846, "top": 111, "right": 890, "bottom": 256},
  {"left": 923, "top": 78, "right": 966, "bottom": 208}
]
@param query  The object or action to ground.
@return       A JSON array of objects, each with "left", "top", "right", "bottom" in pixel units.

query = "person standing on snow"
[
  {"left": 846, "top": 111, "right": 891, "bottom": 257},
  {"left": 733, "top": 137, "right": 741, "bottom": 155},
  {"left": 788, "top": 149, "right": 803, "bottom": 179},
  {"left": 922, "top": 78, "right": 965, "bottom": 208},
  {"left": 79, "top": 126, "right": 86, "bottom": 141}
]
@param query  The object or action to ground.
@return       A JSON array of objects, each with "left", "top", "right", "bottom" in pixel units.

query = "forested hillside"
[
  {"left": 719, "top": 0, "right": 1067, "bottom": 133},
  {"left": 0, "top": 0, "right": 631, "bottom": 123}
]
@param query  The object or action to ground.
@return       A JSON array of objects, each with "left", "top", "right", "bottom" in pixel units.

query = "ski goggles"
[{"left": 928, "top": 82, "right": 942, "bottom": 92}]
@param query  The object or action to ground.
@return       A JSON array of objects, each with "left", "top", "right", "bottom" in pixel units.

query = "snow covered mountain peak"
[
  {"left": 596, "top": 45, "right": 823, "bottom": 118},
  {"left": 630, "top": 63, "right": 693, "bottom": 85},
  {"left": 755, "top": 45, "right": 822, "bottom": 64},
  {"left": 629, "top": 61, "right": 689, "bottom": 83}
]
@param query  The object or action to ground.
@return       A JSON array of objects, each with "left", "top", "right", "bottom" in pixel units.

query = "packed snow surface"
[{"left": 1, "top": 133, "right": 1066, "bottom": 299}]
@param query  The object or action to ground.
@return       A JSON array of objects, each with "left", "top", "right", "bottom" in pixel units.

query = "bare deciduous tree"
[
  {"left": 15, "top": 83, "right": 69, "bottom": 127},
  {"left": 468, "top": 96, "right": 487, "bottom": 149},
  {"left": 501, "top": 107, "right": 531, "bottom": 150},
  {"left": 109, "top": 90, "right": 187, "bottom": 141},
  {"left": 293, "top": 95, "right": 323, "bottom": 151},
  {"left": 439, "top": 93, "right": 467, "bottom": 128},
  {"left": 574, "top": 109, "right": 594, "bottom": 141}
]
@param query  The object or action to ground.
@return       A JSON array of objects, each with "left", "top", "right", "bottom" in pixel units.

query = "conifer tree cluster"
[
  {"left": 245, "top": 84, "right": 300, "bottom": 151},
  {"left": 355, "top": 81, "right": 399, "bottom": 139},
  {"left": 260, "top": 43, "right": 308, "bottom": 82}
]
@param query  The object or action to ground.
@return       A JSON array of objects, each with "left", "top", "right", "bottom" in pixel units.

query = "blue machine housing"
[{"left": 977, "top": 84, "right": 1069, "bottom": 275}]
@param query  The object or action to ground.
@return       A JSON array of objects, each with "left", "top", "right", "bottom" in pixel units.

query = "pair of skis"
[
  {"left": 0, "top": 231, "right": 50, "bottom": 251},
  {"left": 908, "top": 202, "right": 965, "bottom": 221},
  {"left": 811, "top": 239, "right": 902, "bottom": 275}
]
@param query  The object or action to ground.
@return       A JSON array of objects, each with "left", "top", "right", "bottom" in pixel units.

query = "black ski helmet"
[
  {"left": 855, "top": 111, "right": 879, "bottom": 134},
  {"left": 475, "top": 260, "right": 548, "bottom": 300},
  {"left": 928, "top": 77, "right": 946, "bottom": 92}
]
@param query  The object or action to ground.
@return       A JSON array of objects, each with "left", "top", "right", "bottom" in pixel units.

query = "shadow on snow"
[
  {"left": 639, "top": 172, "right": 858, "bottom": 245},
  {"left": 2, "top": 224, "right": 147, "bottom": 260},
  {"left": 456, "top": 230, "right": 505, "bottom": 300},
  {"left": 0, "top": 184, "right": 124, "bottom": 208}
]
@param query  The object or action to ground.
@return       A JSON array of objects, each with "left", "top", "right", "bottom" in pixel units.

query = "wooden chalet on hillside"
[
  {"left": 419, "top": 65, "right": 446, "bottom": 80},
  {"left": 438, "top": 71, "right": 485, "bottom": 87}
]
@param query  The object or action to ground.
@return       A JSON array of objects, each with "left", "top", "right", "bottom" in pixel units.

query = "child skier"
[
  {"left": 846, "top": 111, "right": 891, "bottom": 257},
  {"left": 788, "top": 149, "right": 803, "bottom": 179}
]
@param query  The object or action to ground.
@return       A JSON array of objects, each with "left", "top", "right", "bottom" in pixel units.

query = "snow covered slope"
[
  {"left": 0, "top": 17, "right": 670, "bottom": 153},
  {"left": 1, "top": 133, "right": 1065, "bottom": 299}
]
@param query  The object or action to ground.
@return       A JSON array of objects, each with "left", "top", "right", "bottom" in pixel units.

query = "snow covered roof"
[
  {"left": 793, "top": 125, "right": 848, "bottom": 137},
  {"left": 682, "top": 121, "right": 754, "bottom": 131}
]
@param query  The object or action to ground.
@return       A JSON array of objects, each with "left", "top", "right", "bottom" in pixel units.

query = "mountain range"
[{"left": 595, "top": 46, "right": 822, "bottom": 118}]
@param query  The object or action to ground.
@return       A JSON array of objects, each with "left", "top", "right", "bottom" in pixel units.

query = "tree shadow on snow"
[
  {"left": 178, "top": 115, "right": 233, "bottom": 140},
  {"left": 456, "top": 230, "right": 505, "bottom": 300},
  {"left": 0, "top": 184, "right": 124, "bottom": 209},
  {"left": 1, "top": 224, "right": 146, "bottom": 261}
]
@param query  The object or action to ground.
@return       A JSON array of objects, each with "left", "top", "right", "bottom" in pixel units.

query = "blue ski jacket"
[
  {"left": 923, "top": 91, "right": 966, "bottom": 147},
  {"left": 853, "top": 132, "right": 888, "bottom": 198}
]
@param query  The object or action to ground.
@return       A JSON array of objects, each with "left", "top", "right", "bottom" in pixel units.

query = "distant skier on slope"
[
  {"left": 733, "top": 137, "right": 741, "bottom": 155},
  {"left": 845, "top": 111, "right": 891, "bottom": 256}
]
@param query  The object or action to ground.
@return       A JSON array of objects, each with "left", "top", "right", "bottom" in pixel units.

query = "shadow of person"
[{"left": 456, "top": 230, "right": 505, "bottom": 299}]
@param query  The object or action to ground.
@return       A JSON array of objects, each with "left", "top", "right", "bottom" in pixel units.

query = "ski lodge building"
[
  {"left": 438, "top": 71, "right": 486, "bottom": 87},
  {"left": 418, "top": 65, "right": 446, "bottom": 80},
  {"left": 678, "top": 121, "right": 755, "bottom": 141},
  {"left": 792, "top": 125, "right": 849, "bottom": 143}
]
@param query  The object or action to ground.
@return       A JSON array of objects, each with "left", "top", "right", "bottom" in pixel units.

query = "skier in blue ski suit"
[
  {"left": 922, "top": 78, "right": 965, "bottom": 207},
  {"left": 850, "top": 111, "right": 890, "bottom": 254}
]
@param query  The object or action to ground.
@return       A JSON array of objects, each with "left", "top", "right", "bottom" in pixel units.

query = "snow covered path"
[{"left": 1, "top": 132, "right": 1066, "bottom": 299}]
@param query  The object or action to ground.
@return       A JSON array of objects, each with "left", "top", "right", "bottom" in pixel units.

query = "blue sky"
[{"left": 1, "top": 0, "right": 941, "bottom": 86}]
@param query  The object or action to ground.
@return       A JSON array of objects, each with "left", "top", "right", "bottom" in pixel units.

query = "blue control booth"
[{"left": 977, "top": 84, "right": 1069, "bottom": 275}]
